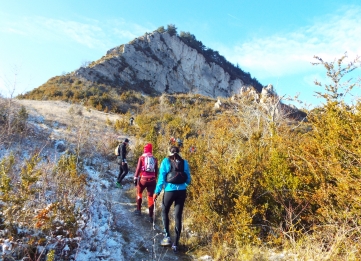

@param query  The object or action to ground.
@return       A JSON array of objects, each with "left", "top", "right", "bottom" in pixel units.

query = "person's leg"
[
  {"left": 137, "top": 179, "right": 146, "bottom": 212},
  {"left": 173, "top": 190, "right": 187, "bottom": 247},
  {"left": 118, "top": 163, "right": 129, "bottom": 183},
  {"left": 146, "top": 178, "right": 156, "bottom": 217},
  {"left": 162, "top": 191, "right": 175, "bottom": 238},
  {"left": 116, "top": 164, "right": 124, "bottom": 183}
]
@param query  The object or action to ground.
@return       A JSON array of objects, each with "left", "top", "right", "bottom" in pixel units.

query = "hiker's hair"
[
  {"left": 170, "top": 146, "right": 179, "bottom": 154},
  {"left": 169, "top": 146, "right": 181, "bottom": 160}
]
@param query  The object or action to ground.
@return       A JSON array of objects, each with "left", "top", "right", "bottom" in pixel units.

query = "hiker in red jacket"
[{"left": 133, "top": 143, "right": 158, "bottom": 222}]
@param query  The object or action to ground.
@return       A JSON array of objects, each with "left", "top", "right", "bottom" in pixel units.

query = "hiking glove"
[{"left": 133, "top": 177, "right": 138, "bottom": 186}]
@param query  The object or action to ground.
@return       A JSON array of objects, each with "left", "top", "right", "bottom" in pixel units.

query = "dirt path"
[
  {"left": 92, "top": 168, "right": 193, "bottom": 260},
  {"left": 69, "top": 153, "right": 193, "bottom": 260}
]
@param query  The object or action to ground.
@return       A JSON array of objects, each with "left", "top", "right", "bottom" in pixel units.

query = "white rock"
[{"left": 75, "top": 32, "right": 248, "bottom": 99}]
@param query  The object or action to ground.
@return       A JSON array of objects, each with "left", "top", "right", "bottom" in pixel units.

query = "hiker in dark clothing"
[
  {"left": 116, "top": 138, "right": 129, "bottom": 187},
  {"left": 153, "top": 146, "right": 191, "bottom": 253},
  {"left": 129, "top": 116, "right": 134, "bottom": 125},
  {"left": 133, "top": 143, "right": 158, "bottom": 222}
]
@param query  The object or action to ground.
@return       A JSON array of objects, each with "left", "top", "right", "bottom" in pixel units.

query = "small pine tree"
[
  {"left": 15, "top": 105, "right": 28, "bottom": 132},
  {"left": 167, "top": 24, "right": 177, "bottom": 36},
  {"left": 156, "top": 26, "right": 165, "bottom": 33}
]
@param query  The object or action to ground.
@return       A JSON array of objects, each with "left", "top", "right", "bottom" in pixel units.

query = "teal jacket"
[{"left": 155, "top": 157, "right": 191, "bottom": 194}]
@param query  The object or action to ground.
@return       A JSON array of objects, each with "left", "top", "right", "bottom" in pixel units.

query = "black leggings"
[
  {"left": 161, "top": 190, "right": 187, "bottom": 246},
  {"left": 117, "top": 163, "right": 128, "bottom": 183}
]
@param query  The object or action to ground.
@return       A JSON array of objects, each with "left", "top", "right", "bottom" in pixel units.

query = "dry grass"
[
  {"left": 15, "top": 99, "right": 136, "bottom": 159},
  {"left": 15, "top": 99, "right": 121, "bottom": 127}
]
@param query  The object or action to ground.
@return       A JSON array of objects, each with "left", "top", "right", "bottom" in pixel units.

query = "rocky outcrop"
[
  {"left": 232, "top": 84, "right": 307, "bottom": 120},
  {"left": 74, "top": 32, "right": 251, "bottom": 98},
  {"left": 260, "top": 84, "right": 277, "bottom": 103}
]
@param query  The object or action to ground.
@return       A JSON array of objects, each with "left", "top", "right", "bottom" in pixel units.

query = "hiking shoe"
[
  {"left": 172, "top": 244, "right": 178, "bottom": 253},
  {"left": 115, "top": 182, "right": 122, "bottom": 188},
  {"left": 134, "top": 209, "right": 141, "bottom": 216},
  {"left": 160, "top": 236, "right": 172, "bottom": 246}
]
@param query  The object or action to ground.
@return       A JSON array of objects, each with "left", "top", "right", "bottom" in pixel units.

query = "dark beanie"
[{"left": 169, "top": 146, "right": 179, "bottom": 155}]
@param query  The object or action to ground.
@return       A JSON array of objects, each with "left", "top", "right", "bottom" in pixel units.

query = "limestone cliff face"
[{"left": 74, "top": 32, "right": 250, "bottom": 98}]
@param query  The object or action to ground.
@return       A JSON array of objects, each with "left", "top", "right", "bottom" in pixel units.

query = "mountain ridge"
[
  {"left": 22, "top": 26, "right": 264, "bottom": 101},
  {"left": 74, "top": 29, "right": 262, "bottom": 98}
]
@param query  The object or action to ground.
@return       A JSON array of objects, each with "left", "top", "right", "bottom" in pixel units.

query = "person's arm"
[
  {"left": 133, "top": 157, "right": 142, "bottom": 186},
  {"left": 184, "top": 160, "right": 191, "bottom": 186},
  {"left": 134, "top": 157, "right": 142, "bottom": 178},
  {"left": 155, "top": 158, "right": 169, "bottom": 195},
  {"left": 155, "top": 159, "right": 159, "bottom": 179}
]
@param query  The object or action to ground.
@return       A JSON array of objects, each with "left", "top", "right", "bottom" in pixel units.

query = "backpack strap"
[{"left": 168, "top": 156, "right": 184, "bottom": 170}]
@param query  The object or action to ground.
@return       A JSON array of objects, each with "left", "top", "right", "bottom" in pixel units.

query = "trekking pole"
[
  {"left": 153, "top": 198, "right": 156, "bottom": 230},
  {"left": 152, "top": 198, "right": 156, "bottom": 260}
]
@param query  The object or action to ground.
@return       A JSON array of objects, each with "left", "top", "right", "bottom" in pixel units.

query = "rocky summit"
[{"left": 74, "top": 31, "right": 262, "bottom": 98}]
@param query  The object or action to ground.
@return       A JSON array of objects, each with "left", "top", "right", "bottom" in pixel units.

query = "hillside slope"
[{"left": 0, "top": 99, "right": 197, "bottom": 260}]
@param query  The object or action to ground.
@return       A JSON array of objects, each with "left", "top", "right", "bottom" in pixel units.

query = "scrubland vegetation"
[
  {"left": 123, "top": 54, "right": 361, "bottom": 260},
  {"left": 1, "top": 54, "right": 360, "bottom": 260},
  {"left": 18, "top": 75, "right": 146, "bottom": 114}
]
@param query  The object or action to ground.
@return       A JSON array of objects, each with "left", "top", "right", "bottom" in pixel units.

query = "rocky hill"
[
  {"left": 22, "top": 26, "right": 263, "bottom": 99},
  {"left": 74, "top": 29, "right": 262, "bottom": 98}
]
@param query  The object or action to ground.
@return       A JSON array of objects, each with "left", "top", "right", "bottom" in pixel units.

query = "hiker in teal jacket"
[{"left": 153, "top": 146, "right": 191, "bottom": 252}]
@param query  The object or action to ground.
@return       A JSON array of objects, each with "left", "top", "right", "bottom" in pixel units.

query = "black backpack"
[{"left": 166, "top": 157, "right": 187, "bottom": 184}]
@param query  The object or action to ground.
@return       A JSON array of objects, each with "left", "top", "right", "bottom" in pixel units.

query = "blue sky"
[{"left": 0, "top": 0, "right": 360, "bottom": 107}]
